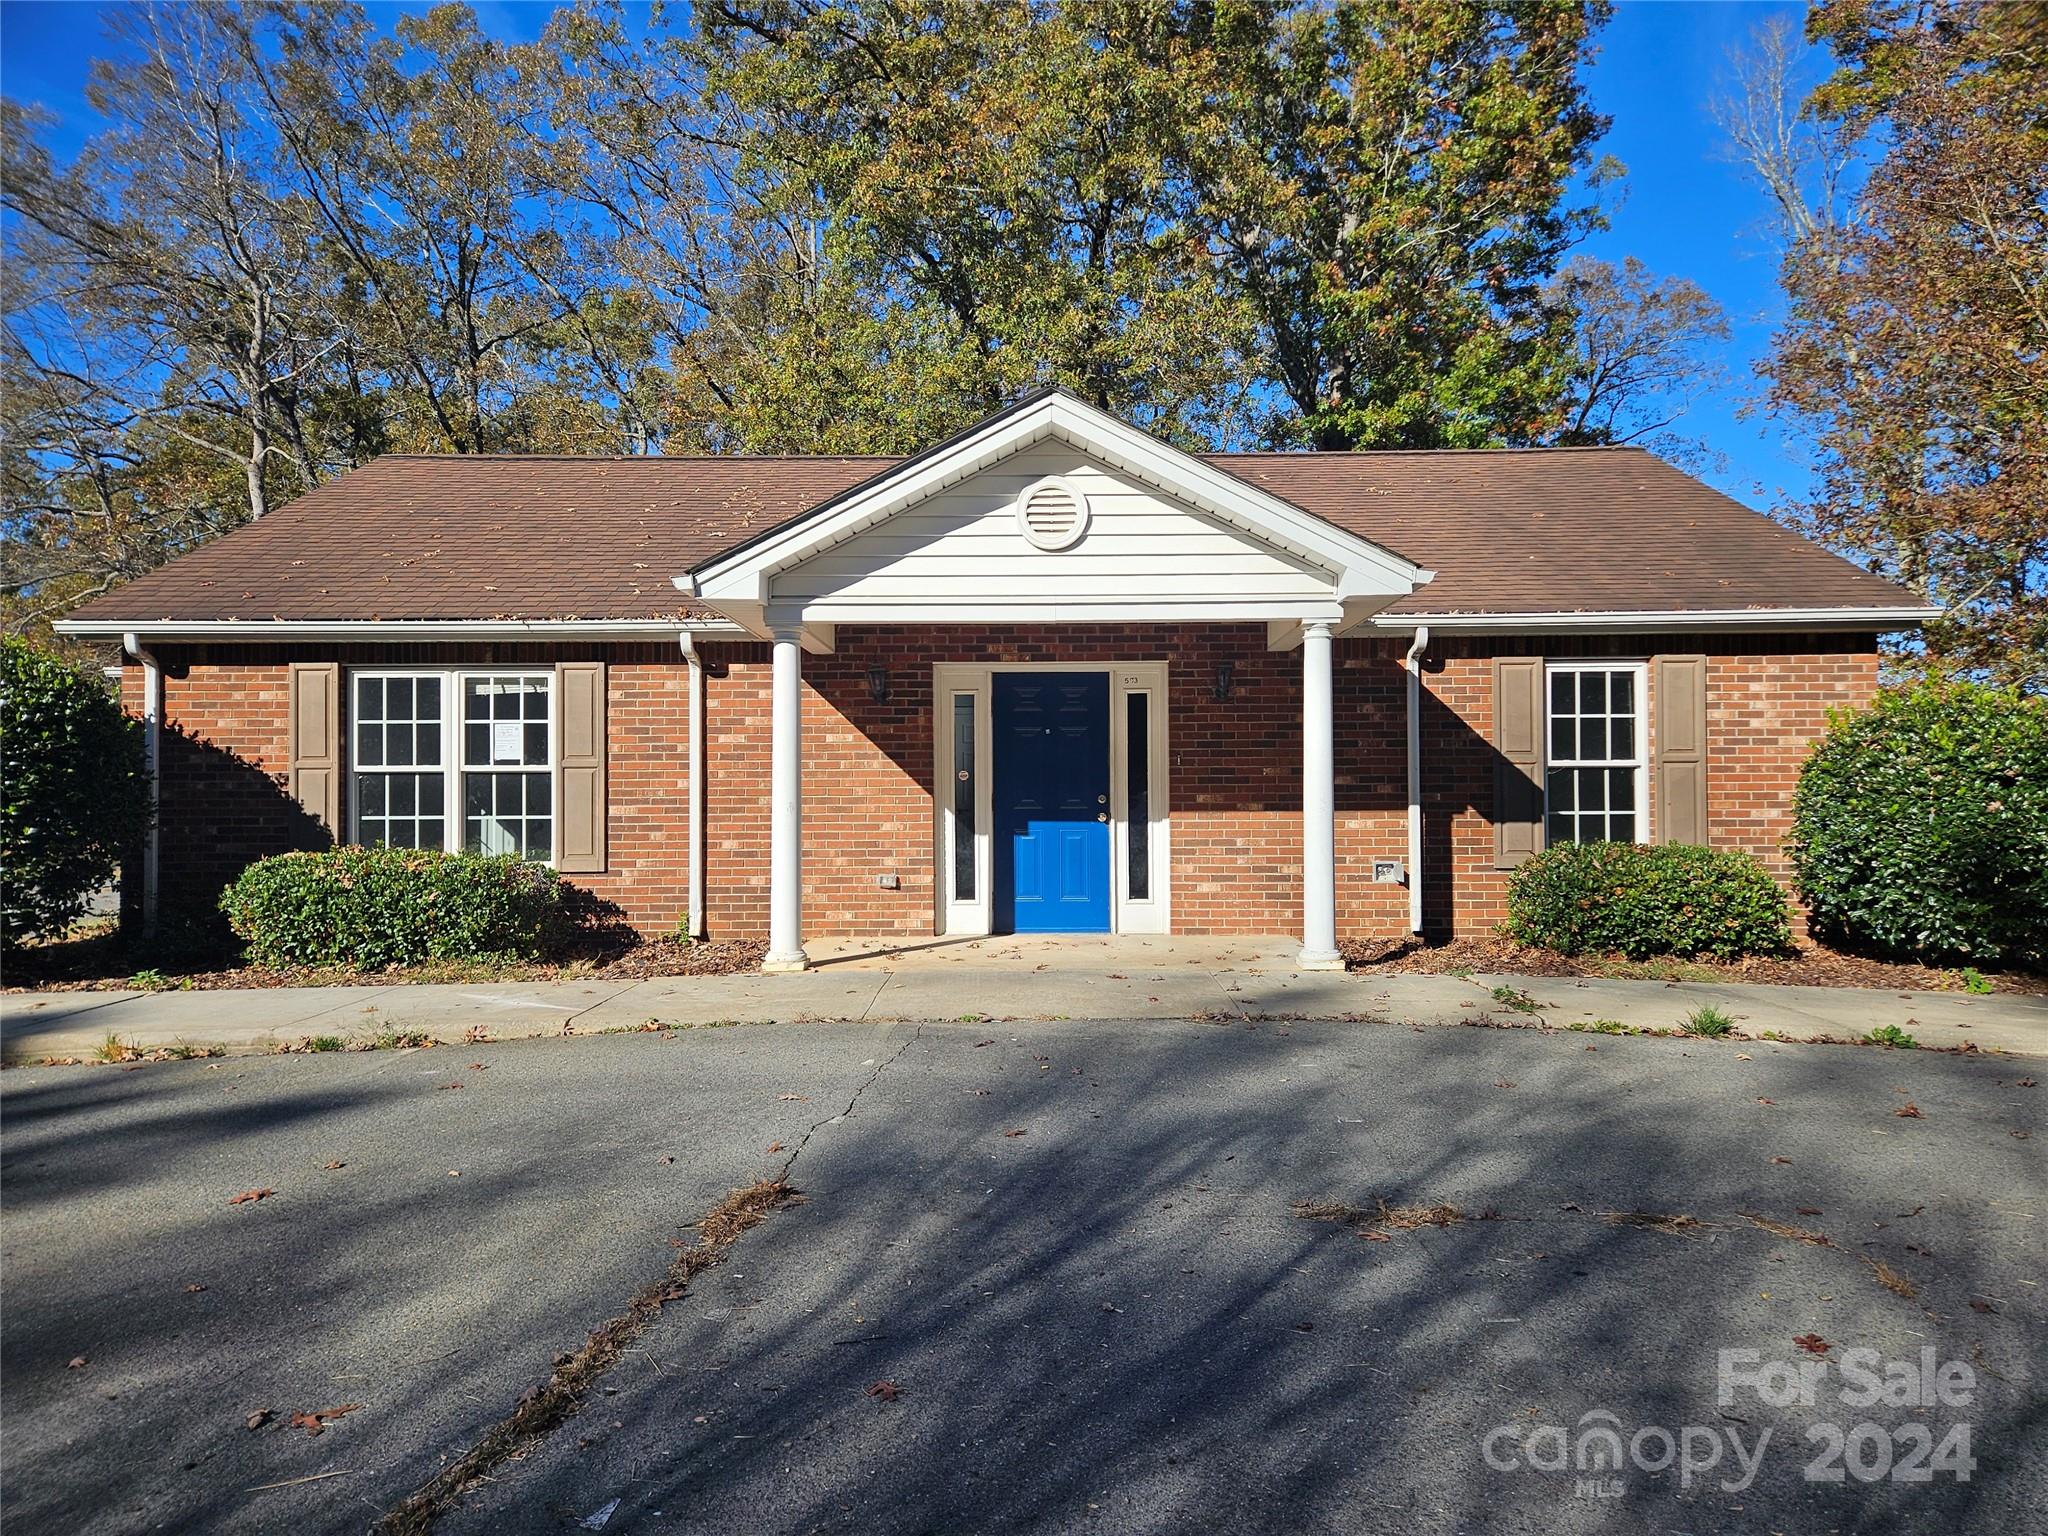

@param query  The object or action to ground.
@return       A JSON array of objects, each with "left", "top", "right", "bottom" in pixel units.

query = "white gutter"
[
  {"left": 681, "top": 632, "right": 707, "bottom": 941},
  {"left": 1368, "top": 606, "right": 1938, "bottom": 637},
  {"left": 121, "top": 631, "right": 161, "bottom": 938},
  {"left": 56, "top": 618, "right": 744, "bottom": 641},
  {"left": 1403, "top": 625, "right": 1429, "bottom": 936}
]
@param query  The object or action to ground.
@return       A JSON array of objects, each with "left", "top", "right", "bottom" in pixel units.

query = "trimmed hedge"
[
  {"left": 1503, "top": 841, "right": 1793, "bottom": 960},
  {"left": 1788, "top": 683, "right": 2047, "bottom": 966},
  {"left": 1, "top": 636, "right": 151, "bottom": 945},
  {"left": 221, "top": 847, "right": 563, "bottom": 970}
]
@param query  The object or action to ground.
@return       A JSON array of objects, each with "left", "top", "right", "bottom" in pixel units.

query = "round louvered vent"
[{"left": 1016, "top": 476, "right": 1090, "bottom": 550}]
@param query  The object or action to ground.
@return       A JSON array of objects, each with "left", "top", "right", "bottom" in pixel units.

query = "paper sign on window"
[{"left": 492, "top": 720, "right": 523, "bottom": 763}]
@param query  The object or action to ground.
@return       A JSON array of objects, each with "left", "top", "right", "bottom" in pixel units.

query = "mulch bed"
[
  {"left": 4, "top": 930, "right": 767, "bottom": 993},
  {"left": 588, "top": 937, "right": 766, "bottom": 979},
  {"left": 1339, "top": 935, "right": 2048, "bottom": 996}
]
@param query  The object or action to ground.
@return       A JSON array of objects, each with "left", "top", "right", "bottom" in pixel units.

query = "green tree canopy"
[{"left": 6, "top": 0, "right": 1748, "bottom": 639}]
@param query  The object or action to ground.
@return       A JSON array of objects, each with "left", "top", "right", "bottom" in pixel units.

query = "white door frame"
[{"left": 933, "top": 660, "right": 1170, "bottom": 936}]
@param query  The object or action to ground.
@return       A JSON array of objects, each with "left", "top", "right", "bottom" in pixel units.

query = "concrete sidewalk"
[{"left": 7, "top": 961, "right": 2045, "bottom": 1061}]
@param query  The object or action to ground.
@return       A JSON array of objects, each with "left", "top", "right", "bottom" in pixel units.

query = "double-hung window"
[
  {"left": 351, "top": 670, "right": 555, "bottom": 861},
  {"left": 1544, "top": 661, "right": 1647, "bottom": 845}
]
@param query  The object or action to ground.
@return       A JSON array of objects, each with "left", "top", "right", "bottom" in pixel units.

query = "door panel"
[{"left": 993, "top": 672, "right": 1111, "bottom": 933}]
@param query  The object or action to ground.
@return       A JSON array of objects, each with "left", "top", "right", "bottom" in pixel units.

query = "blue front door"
[{"left": 993, "top": 672, "right": 1111, "bottom": 933}]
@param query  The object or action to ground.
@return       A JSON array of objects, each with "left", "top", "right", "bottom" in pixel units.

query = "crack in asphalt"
[
  {"left": 778, "top": 1021, "right": 924, "bottom": 1179},
  {"left": 370, "top": 1026, "right": 921, "bottom": 1532}
]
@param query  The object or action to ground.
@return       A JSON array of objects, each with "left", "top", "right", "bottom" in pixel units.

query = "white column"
[
  {"left": 1298, "top": 619, "right": 1342, "bottom": 970},
  {"left": 683, "top": 634, "right": 706, "bottom": 942},
  {"left": 763, "top": 626, "right": 808, "bottom": 971},
  {"left": 1404, "top": 625, "right": 1429, "bottom": 935}
]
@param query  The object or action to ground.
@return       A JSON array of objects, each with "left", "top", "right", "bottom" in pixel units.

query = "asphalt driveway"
[{"left": 3, "top": 1016, "right": 2042, "bottom": 1534}]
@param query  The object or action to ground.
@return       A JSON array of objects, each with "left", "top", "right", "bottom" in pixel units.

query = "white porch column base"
[
  {"left": 1298, "top": 619, "right": 1342, "bottom": 971},
  {"left": 764, "top": 626, "right": 809, "bottom": 972}
]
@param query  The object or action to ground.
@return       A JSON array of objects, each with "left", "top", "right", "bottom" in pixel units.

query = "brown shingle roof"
[
  {"left": 64, "top": 445, "right": 1918, "bottom": 625},
  {"left": 1216, "top": 447, "right": 1919, "bottom": 616}
]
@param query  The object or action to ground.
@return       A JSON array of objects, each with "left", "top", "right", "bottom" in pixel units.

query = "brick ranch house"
[{"left": 57, "top": 389, "right": 1933, "bottom": 970}]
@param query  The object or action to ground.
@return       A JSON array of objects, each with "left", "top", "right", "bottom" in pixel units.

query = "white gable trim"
[{"left": 679, "top": 390, "right": 1431, "bottom": 632}]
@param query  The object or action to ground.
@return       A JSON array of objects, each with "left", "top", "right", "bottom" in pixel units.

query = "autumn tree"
[
  {"left": 1730, "top": 2, "right": 2046, "bottom": 687},
  {"left": 1541, "top": 255, "right": 1730, "bottom": 469},
  {"left": 691, "top": 0, "right": 1259, "bottom": 449},
  {"left": 1182, "top": 0, "right": 1615, "bottom": 448},
  {"left": 8, "top": 0, "right": 1740, "bottom": 636}
]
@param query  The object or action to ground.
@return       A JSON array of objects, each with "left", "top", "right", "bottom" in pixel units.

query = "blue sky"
[{"left": 0, "top": 0, "right": 1820, "bottom": 504}]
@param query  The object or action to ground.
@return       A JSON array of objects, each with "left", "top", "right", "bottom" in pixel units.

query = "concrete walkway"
[{"left": 7, "top": 946, "right": 2045, "bottom": 1060}]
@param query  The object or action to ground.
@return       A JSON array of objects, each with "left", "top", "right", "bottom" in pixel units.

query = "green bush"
[
  {"left": 1788, "top": 683, "right": 2047, "bottom": 966},
  {"left": 1503, "top": 841, "right": 1793, "bottom": 960},
  {"left": 1, "top": 637, "right": 151, "bottom": 945},
  {"left": 220, "top": 846, "right": 563, "bottom": 970}
]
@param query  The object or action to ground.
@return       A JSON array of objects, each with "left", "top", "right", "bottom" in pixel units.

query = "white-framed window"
[
  {"left": 1544, "top": 660, "right": 1647, "bottom": 845},
  {"left": 350, "top": 670, "right": 555, "bottom": 861},
  {"left": 353, "top": 673, "right": 448, "bottom": 850}
]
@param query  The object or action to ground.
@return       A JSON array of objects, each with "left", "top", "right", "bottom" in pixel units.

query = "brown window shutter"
[
  {"left": 1492, "top": 656, "right": 1545, "bottom": 868},
  {"left": 287, "top": 662, "right": 341, "bottom": 838},
  {"left": 555, "top": 661, "right": 608, "bottom": 873},
  {"left": 1653, "top": 654, "right": 1709, "bottom": 846}
]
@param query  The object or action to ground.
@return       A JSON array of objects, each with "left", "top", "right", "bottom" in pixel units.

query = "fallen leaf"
[
  {"left": 659, "top": 1155, "right": 675, "bottom": 1165},
  {"left": 765, "top": 1141, "right": 784, "bottom": 1154},
  {"left": 67, "top": 1355, "right": 88, "bottom": 1370},
  {"left": 1796, "top": 1208, "right": 1823, "bottom": 1217},
  {"left": 865, "top": 1380, "right": 901, "bottom": 1402},
  {"left": 1735, "top": 1052, "right": 1753, "bottom": 1061},
  {"left": 469, "top": 1062, "right": 488, "bottom": 1071},
  {"left": 1757, "top": 1097, "right": 1776, "bottom": 1106},
  {"left": 1493, "top": 1080, "right": 1517, "bottom": 1090},
  {"left": 1358, "top": 1229, "right": 1391, "bottom": 1242},
  {"left": 1002, "top": 1129, "right": 1028, "bottom": 1138},
  {"left": 228, "top": 1189, "right": 275, "bottom": 1206},
  {"left": 322, "top": 1161, "right": 344, "bottom": 1171},
  {"left": 2016, "top": 1078, "right": 2036, "bottom": 1088},
  {"left": 245, "top": 1409, "right": 271, "bottom": 1431},
  {"left": 1292, "top": 1321, "right": 1315, "bottom": 1332},
  {"left": 184, "top": 1283, "right": 207, "bottom": 1293},
  {"left": 438, "top": 1082, "right": 464, "bottom": 1092},
  {"left": 2013, "top": 1130, "right": 2032, "bottom": 1140},
  {"left": 777, "top": 1093, "right": 806, "bottom": 1101},
  {"left": 1770, "top": 1156, "right": 1792, "bottom": 1165},
  {"left": 288, "top": 1403, "right": 363, "bottom": 1437},
  {"left": 973, "top": 1040, "right": 995, "bottom": 1048},
  {"left": 1794, "top": 1334, "right": 1829, "bottom": 1355},
  {"left": 1969, "top": 1298, "right": 1999, "bottom": 1314},
  {"left": 1896, "top": 1103, "right": 1923, "bottom": 1118}
]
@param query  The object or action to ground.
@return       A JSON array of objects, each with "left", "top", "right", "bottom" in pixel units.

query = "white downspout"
[
  {"left": 681, "top": 632, "right": 706, "bottom": 941},
  {"left": 122, "top": 631, "right": 161, "bottom": 939},
  {"left": 1403, "top": 625, "right": 1430, "bottom": 936}
]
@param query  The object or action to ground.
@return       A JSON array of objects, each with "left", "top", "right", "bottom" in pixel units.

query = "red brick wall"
[
  {"left": 1413, "top": 635, "right": 1880, "bottom": 935},
  {"left": 127, "top": 628, "right": 1880, "bottom": 943}
]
